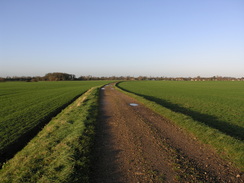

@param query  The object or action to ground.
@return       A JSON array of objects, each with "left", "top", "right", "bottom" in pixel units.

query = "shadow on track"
[{"left": 90, "top": 89, "right": 124, "bottom": 183}]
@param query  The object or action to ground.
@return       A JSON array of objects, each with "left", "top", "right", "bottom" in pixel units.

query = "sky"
[{"left": 1, "top": 0, "right": 244, "bottom": 78}]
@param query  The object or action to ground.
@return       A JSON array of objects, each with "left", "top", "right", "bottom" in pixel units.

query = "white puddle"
[
  {"left": 101, "top": 88, "right": 105, "bottom": 90},
  {"left": 130, "top": 103, "right": 139, "bottom": 107}
]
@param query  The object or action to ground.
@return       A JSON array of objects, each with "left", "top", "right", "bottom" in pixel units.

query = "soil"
[{"left": 91, "top": 84, "right": 243, "bottom": 183}]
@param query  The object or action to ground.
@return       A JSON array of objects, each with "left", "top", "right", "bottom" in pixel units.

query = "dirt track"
[{"left": 91, "top": 84, "right": 243, "bottom": 183}]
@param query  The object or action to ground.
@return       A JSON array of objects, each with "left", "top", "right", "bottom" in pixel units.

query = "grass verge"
[
  {"left": 0, "top": 86, "right": 101, "bottom": 183},
  {"left": 116, "top": 83, "right": 244, "bottom": 171}
]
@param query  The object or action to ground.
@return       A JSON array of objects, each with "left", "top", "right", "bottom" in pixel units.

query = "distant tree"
[
  {"left": 44, "top": 72, "right": 75, "bottom": 81},
  {"left": 0, "top": 77, "right": 5, "bottom": 82}
]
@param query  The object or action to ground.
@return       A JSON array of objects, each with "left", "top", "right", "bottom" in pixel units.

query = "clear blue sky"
[{"left": 1, "top": 0, "right": 244, "bottom": 77}]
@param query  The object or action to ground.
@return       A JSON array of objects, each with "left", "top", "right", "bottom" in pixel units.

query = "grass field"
[
  {"left": 118, "top": 81, "right": 244, "bottom": 139},
  {"left": 0, "top": 86, "right": 100, "bottom": 183},
  {"left": 117, "top": 81, "right": 244, "bottom": 169},
  {"left": 0, "top": 81, "right": 109, "bottom": 159}
]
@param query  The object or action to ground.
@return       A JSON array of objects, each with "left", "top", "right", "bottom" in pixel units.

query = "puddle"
[
  {"left": 101, "top": 88, "right": 105, "bottom": 90},
  {"left": 129, "top": 103, "right": 139, "bottom": 107}
]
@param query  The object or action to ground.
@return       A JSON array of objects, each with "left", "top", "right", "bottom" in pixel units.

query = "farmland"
[
  {"left": 0, "top": 86, "right": 100, "bottom": 182},
  {"left": 118, "top": 81, "right": 244, "bottom": 139},
  {"left": 0, "top": 81, "right": 109, "bottom": 162},
  {"left": 0, "top": 80, "right": 243, "bottom": 182},
  {"left": 117, "top": 81, "right": 244, "bottom": 169}
]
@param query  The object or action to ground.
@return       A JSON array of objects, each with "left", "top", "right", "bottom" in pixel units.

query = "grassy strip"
[
  {"left": 116, "top": 83, "right": 244, "bottom": 171},
  {"left": 0, "top": 86, "right": 100, "bottom": 183},
  {"left": 0, "top": 81, "right": 109, "bottom": 156},
  {"left": 117, "top": 81, "right": 244, "bottom": 140}
]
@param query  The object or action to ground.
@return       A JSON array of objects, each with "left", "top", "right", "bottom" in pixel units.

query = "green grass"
[
  {"left": 0, "top": 86, "right": 101, "bottom": 183},
  {"left": 117, "top": 81, "right": 244, "bottom": 170},
  {"left": 0, "top": 81, "right": 109, "bottom": 156}
]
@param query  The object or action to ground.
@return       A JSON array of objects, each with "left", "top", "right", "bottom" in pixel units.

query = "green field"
[
  {"left": 0, "top": 81, "right": 109, "bottom": 158},
  {"left": 0, "top": 86, "right": 100, "bottom": 182},
  {"left": 118, "top": 81, "right": 244, "bottom": 140},
  {"left": 1, "top": 80, "right": 243, "bottom": 179},
  {"left": 117, "top": 81, "right": 244, "bottom": 169}
]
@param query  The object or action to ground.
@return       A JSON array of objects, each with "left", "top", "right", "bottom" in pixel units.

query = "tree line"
[
  {"left": 0, "top": 72, "right": 243, "bottom": 82},
  {"left": 0, "top": 73, "right": 75, "bottom": 82}
]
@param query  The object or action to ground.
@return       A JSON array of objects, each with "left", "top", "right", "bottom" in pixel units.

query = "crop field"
[
  {"left": 0, "top": 86, "right": 100, "bottom": 182},
  {"left": 0, "top": 81, "right": 109, "bottom": 159},
  {"left": 118, "top": 81, "right": 244, "bottom": 140},
  {"left": 0, "top": 80, "right": 243, "bottom": 182},
  {"left": 117, "top": 81, "right": 244, "bottom": 169}
]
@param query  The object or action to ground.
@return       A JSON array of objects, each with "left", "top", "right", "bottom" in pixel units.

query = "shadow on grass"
[
  {"left": 0, "top": 92, "right": 86, "bottom": 168},
  {"left": 118, "top": 87, "right": 244, "bottom": 141}
]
